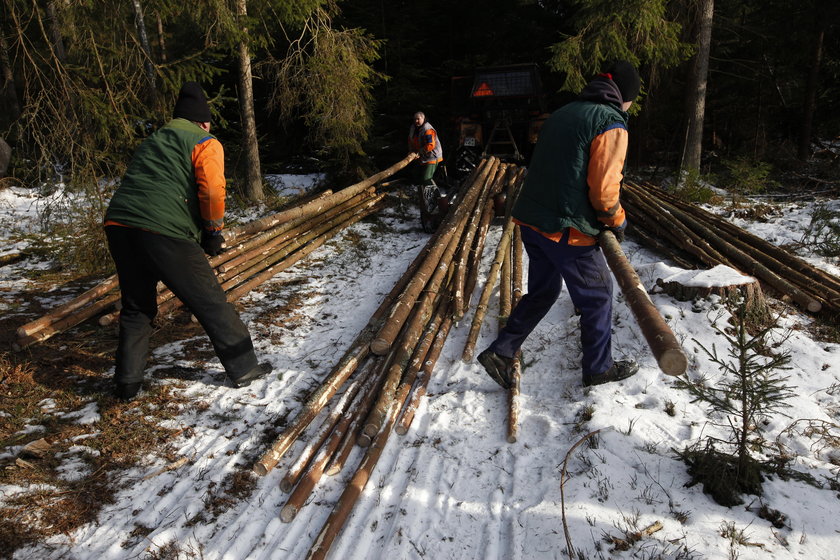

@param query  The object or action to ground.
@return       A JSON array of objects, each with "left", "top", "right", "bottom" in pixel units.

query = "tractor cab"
[{"left": 450, "top": 63, "right": 549, "bottom": 180}]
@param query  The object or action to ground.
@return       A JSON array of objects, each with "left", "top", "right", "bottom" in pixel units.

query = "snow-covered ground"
[{"left": 1, "top": 179, "right": 839, "bottom": 560}]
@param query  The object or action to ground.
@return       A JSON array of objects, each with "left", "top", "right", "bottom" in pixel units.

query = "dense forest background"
[{"left": 1, "top": 0, "right": 839, "bottom": 271}]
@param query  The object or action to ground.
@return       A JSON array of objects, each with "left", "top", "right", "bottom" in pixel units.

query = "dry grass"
[{"left": 0, "top": 349, "right": 194, "bottom": 557}]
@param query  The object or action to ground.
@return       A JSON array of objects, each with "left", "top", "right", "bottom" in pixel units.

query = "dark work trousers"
[
  {"left": 488, "top": 226, "right": 614, "bottom": 377},
  {"left": 105, "top": 226, "right": 258, "bottom": 385}
]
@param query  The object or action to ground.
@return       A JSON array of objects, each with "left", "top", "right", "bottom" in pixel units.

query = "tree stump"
[{"left": 654, "top": 265, "right": 769, "bottom": 324}]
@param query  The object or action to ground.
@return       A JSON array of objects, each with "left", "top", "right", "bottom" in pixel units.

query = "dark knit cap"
[
  {"left": 173, "top": 82, "right": 212, "bottom": 123},
  {"left": 604, "top": 60, "right": 641, "bottom": 103}
]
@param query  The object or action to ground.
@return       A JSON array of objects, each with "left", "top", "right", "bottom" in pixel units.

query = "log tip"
[
  {"left": 252, "top": 463, "right": 269, "bottom": 477},
  {"left": 369, "top": 338, "right": 390, "bottom": 356},
  {"left": 279, "top": 504, "right": 297, "bottom": 523},
  {"left": 658, "top": 348, "right": 688, "bottom": 376},
  {"left": 506, "top": 434, "right": 518, "bottom": 444},
  {"left": 807, "top": 300, "right": 822, "bottom": 313}
]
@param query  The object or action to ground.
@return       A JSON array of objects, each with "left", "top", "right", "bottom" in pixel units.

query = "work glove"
[
  {"left": 601, "top": 220, "right": 627, "bottom": 243},
  {"left": 201, "top": 230, "right": 225, "bottom": 256}
]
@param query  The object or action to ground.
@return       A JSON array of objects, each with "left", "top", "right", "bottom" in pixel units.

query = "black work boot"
[
  {"left": 582, "top": 360, "right": 639, "bottom": 387},
  {"left": 114, "top": 381, "right": 143, "bottom": 401},
  {"left": 477, "top": 348, "right": 515, "bottom": 389},
  {"left": 230, "top": 362, "right": 273, "bottom": 388}
]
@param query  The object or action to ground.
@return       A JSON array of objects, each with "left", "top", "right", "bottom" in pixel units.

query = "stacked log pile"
[
  {"left": 623, "top": 181, "right": 840, "bottom": 316},
  {"left": 251, "top": 156, "right": 526, "bottom": 559},
  {"left": 12, "top": 154, "right": 418, "bottom": 351}
]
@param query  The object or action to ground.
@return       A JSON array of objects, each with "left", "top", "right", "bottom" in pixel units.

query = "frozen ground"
[{"left": 1, "top": 180, "right": 839, "bottom": 560}]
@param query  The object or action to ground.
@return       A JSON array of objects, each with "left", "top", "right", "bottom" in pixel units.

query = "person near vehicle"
[
  {"left": 103, "top": 81, "right": 270, "bottom": 400},
  {"left": 408, "top": 111, "right": 446, "bottom": 230},
  {"left": 477, "top": 61, "right": 641, "bottom": 389},
  {"left": 408, "top": 111, "right": 443, "bottom": 185}
]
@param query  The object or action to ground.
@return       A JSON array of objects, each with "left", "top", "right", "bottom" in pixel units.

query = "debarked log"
[{"left": 600, "top": 231, "right": 688, "bottom": 376}]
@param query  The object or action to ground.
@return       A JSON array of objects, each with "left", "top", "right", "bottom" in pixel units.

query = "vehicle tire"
[
  {"left": 417, "top": 183, "right": 443, "bottom": 233},
  {"left": 453, "top": 146, "right": 481, "bottom": 182}
]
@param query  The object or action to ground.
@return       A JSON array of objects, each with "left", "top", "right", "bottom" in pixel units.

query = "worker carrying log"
[
  {"left": 477, "top": 61, "right": 643, "bottom": 389},
  {"left": 103, "top": 82, "right": 271, "bottom": 401},
  {"left": 408, "top": 111, "right": 446, "bottom": 232}
]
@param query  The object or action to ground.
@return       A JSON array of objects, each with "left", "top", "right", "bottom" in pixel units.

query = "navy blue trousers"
[
  {"left": 105, "top": 226, "right": 258, "bottom": 385},
  {"left": 489, "top": 226, "right": 614, "bottom": 377}
]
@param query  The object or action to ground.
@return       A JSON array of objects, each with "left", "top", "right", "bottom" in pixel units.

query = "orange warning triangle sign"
[{"left": 473, "top": 82, "right": 494, "bottom": 97}]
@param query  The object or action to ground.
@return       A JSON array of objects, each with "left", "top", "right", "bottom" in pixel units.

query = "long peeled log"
[
  {"left": 507, "top": 227, "right": 523, "bottom": 444},
  {"left": 16, "top": 274, "right": 119, "bottom": 338},
  {"left": 370, "top": 157, "right": 497, "bottom": 355},
  {"left": 305, "top": 402, "right": 400, "bottom": 560},
  {"left": 228, "top": 153, "right": 417, "bottom": 241},
  {"left": 461, "top": 218, "right": 516, "bottom": 362},
  {"left": 396, "top": 312, "right": 454, "bottom": 436},
  {"left": 253, "top": 343, "right": 370, "bottom": 476},
  {"left": 599, "top": 231, "right": 687, "bottom": 376},
  {"left": 14, "top": 291, "right": 122, "bottom": 350}
]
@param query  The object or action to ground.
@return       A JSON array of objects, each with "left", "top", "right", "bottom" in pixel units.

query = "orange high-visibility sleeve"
[
  {"left": 193, "top": 137, "right": 226, "bottom": 232},
  {"left": 587, "top": 127, "right": 627, "bottom": 229}
]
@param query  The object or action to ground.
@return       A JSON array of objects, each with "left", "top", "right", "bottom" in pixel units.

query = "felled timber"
[
  {"left": 16, "top": 275, "right": 119, "bottom": 338},
  {"left": 14, "top": 157, "right": 408, "bottom": 350},
  {"left": 369, "top": 157, "right": 498, "bottom": 355},
  {"left": 624, "top": 181, "right": 840, "bottom": 316},
  {"left": 600, "top": 230, "right": 688, "bottom": 376},
  {"left": 255, "top": 156, "right": 531, "bottom": 559},
  {"left": 227, "top": 153, "right": 417, "bottom": 242},
  {"left": 507, "top": 226, "right": 524, "bottom": 444},
  {"left": 461, "top": 217, "right": 517, "bottom": 362}
]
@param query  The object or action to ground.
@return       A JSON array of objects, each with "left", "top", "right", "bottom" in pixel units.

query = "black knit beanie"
[
  {"left": 173, "top": 82, "right": 212, "bottom": 123},
  {"left": 604, "top": 61, "right": 641, "bottom": 103}
]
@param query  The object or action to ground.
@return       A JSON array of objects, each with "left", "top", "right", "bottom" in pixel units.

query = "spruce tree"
[{"left": 677, "top": 303, "right": 795, "bottom": 506}]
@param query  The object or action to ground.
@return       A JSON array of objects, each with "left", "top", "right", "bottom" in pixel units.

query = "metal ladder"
[{"left": 482, "top": 122, "right": 521, "bottom": 160}]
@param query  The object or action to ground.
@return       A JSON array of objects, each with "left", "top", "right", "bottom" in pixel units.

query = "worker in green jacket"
[
  {"left": 478, "top": 61, "right": 641, "bottom": 389},
  {"left": 104, "top": 82, "right": 270, "bottom": 400}
]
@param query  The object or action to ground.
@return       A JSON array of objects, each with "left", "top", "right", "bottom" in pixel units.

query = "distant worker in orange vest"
[{"left": 408, "top": 111, "right": 444, "bottom": 231}]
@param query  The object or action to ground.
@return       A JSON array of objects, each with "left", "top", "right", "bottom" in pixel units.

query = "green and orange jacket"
[
  {"left": 512, "top": 76, "right": 629, "bottom": 246},
  {"left": 104, "top": 118, "right": 225, "bottom": 242}
]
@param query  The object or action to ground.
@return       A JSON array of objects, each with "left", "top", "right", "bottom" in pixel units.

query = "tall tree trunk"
[
  {"left": 155, "top": 11, "right": 167, "bottom": 64},
  {"left": 0, "top": 21, "right": 21, "bottom": 125},
  {"left": 236, "top": 0, "right": 263, "bottom": 202},
  {"left": 797, "top": 15, "right": 825, "bottom": 161},
  {"left": 130, "top": 0, "right": 157, "bottom": 97},
  {"left": 680, "top": 0, "right": 714, "bottom": 174},
  {"left": 44, "top": 1, "right": 65, "bottom": 62}
]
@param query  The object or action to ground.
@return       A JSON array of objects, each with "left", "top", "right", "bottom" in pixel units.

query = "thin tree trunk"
[
  {"left": 236, "top": 0, "right": 263, "bottom": 202},
  {"left": 797, "top": 15, "right": 825, "bottom": 160},
  {"left": 0, "top": 12, "right": 21, "bottom": 123},
  {"left": 155, "top": 12, "right": 167, "bottom": 64},
  {"left": 130, "top": 0, "right": 157, "bottom": 96},
  {"left": 44, "top": 1, "right": 65, "bottom": 62},
  {"left": 680, "top": 0, "right": 714, "bottom": 174}
]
